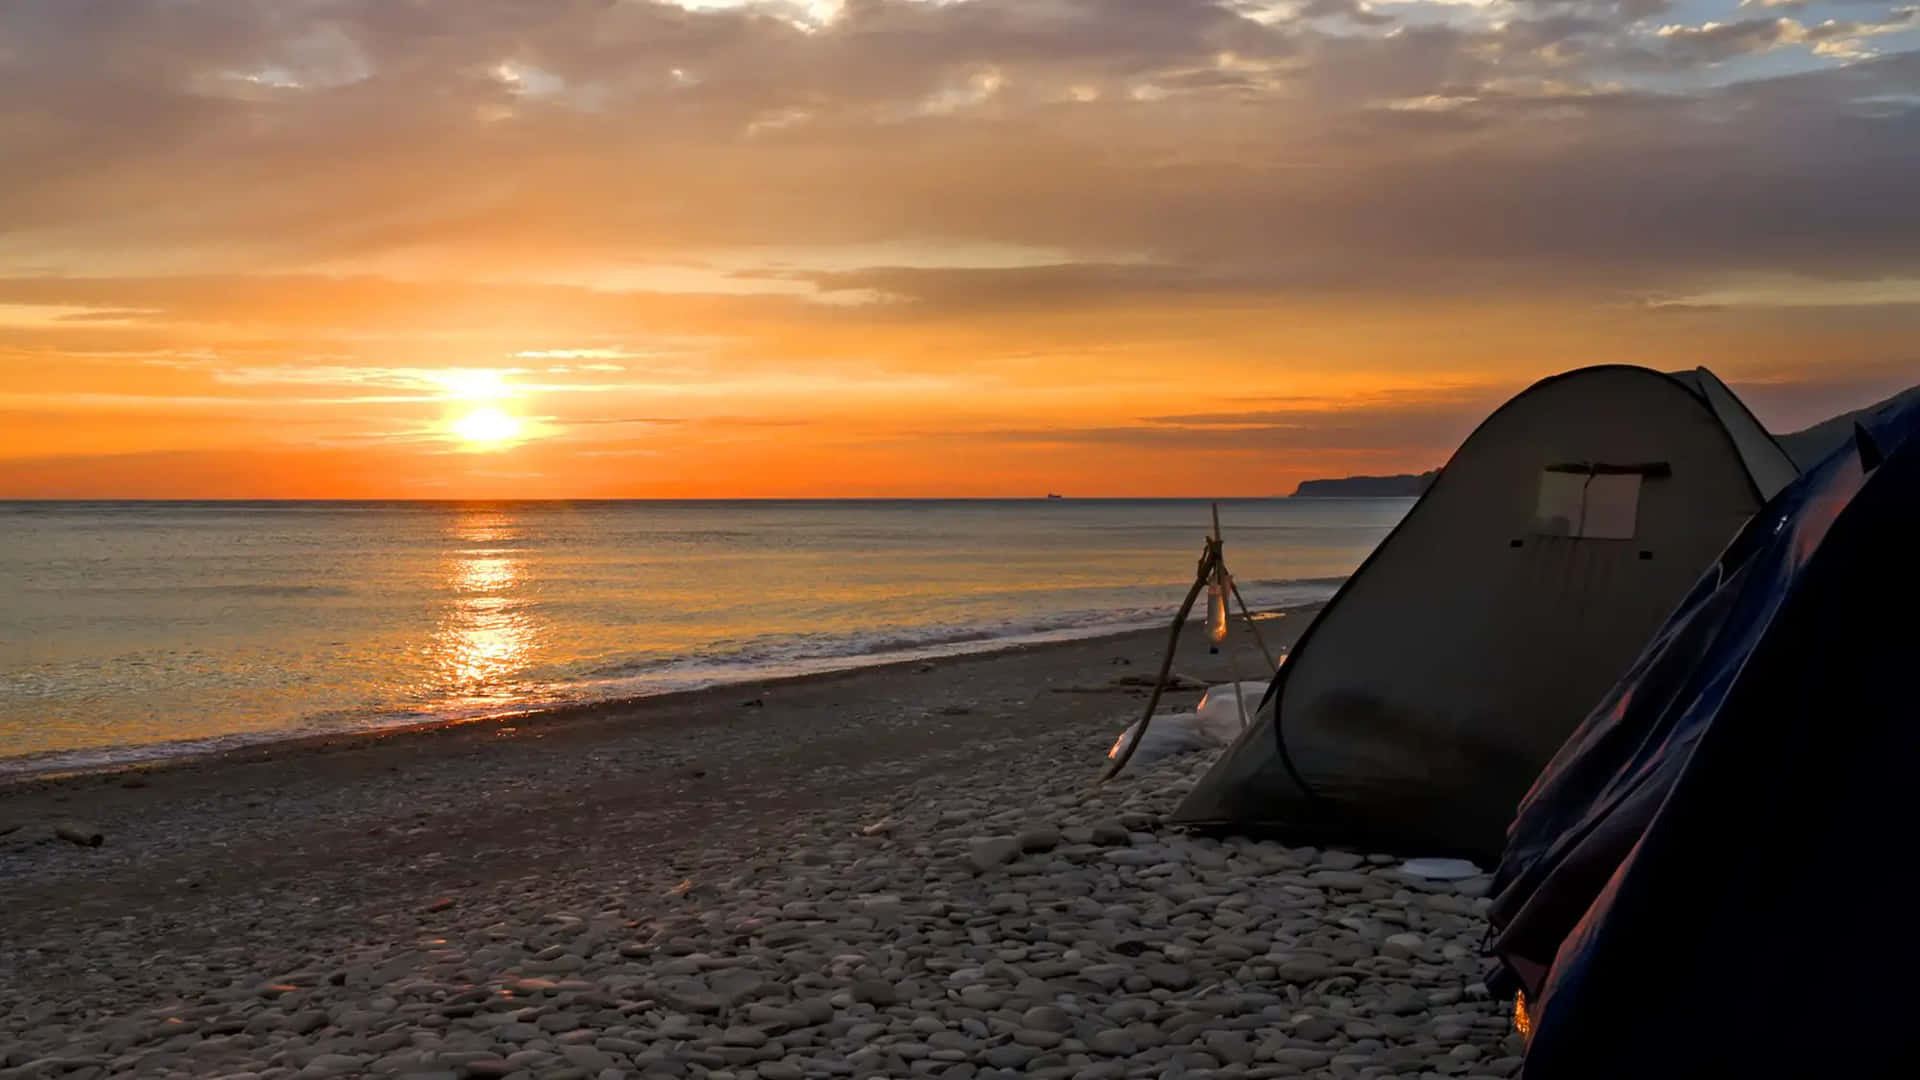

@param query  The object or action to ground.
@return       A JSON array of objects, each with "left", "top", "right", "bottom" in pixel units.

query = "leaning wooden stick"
[
  {"left": 1220, "top": 603, "right": 1251, "bottom": 730},
  {"left": 1227, "top": 575, "right": 1277, "bottom": 671},
  {"left": 1100, "top": 539, "right": 1218, "bottom": 782}
]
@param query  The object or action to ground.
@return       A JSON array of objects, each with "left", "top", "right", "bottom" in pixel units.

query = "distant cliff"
[{"left": 1291, "top": 470, "right": 1437, "bottom": 498}]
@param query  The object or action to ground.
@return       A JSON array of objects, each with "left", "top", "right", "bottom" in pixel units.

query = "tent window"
[
  {"left": 1582, "top": 474, "right": 1642, "bottom": 539},
  {"left": 1532, "top": 467, "right": 1649, "bottom": 539},
  {"left": 1532, "top": 472, "right": 1589, "bottom": 536}
]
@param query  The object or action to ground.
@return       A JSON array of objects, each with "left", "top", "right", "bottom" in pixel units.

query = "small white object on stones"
[{"left": 1399, "top": 856, "right": 1483, "bottom": 880}]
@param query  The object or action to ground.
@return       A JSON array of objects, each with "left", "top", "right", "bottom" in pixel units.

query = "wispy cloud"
[{"left": 1, "top": 0, "right": 1915, "bottom": 495}]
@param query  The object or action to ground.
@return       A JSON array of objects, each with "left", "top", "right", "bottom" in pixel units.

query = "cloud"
[
  {"left": 561, "top": 416, "right": 693, "bottom": 426},
  {"left": 914, "top": 383, "right": 1509, "bottom": 459},
  {"left": 1293, "top": 0, "right": 1397, "bottom": 26},
  {"left": 0, "top": 0, "right": 1911, "bottom": 295},
  {"left": 1730, "top": 362, "right": 1920, "bottom": 431},
  {"left": 1654, "top": 18, "right": 1809, "bottom": 64},
  {"left": 2, "top": 0, "right": 1918, "bottom": 496},
  {"left": 1652, "top": 10, "right": 1918, "bottom": 64}
]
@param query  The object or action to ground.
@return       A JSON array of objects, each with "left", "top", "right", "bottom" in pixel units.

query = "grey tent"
[{"left": 1171, "top": 365, "right": 1798, "bottom": 858}]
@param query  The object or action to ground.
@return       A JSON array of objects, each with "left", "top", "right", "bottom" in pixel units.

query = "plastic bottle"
[{"left": 1206, "top": 570, "right": 1230, "bottom": 644}]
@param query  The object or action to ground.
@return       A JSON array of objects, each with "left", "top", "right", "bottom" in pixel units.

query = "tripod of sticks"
[{"left": 1099, "top": 504, "right": 1277, "bottom": 783}]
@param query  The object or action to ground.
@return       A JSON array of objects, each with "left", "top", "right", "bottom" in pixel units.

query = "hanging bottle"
[{"left": 1207, "top": 566, "right": 1230, "bottom": 644}]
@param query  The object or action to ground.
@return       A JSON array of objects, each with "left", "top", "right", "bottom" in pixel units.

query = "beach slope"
[{"left": 1, "top": 614, "right": 1516, "bottom": 1078}]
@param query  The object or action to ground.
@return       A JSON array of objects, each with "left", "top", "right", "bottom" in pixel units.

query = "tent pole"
[{"left": 1100, "top": 539, "right": 1217, "bottom": 783}]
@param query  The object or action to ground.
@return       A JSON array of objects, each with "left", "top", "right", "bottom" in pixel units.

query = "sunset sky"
[{"left": 2, "top": 0, "right": 1916, "bottom": 498}]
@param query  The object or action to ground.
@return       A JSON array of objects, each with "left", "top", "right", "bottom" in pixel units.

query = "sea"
[{"left": 0, "top": 498, "right": 1409, "bottom": 775}]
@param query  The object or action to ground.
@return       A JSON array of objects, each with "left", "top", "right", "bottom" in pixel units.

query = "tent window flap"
[{"left": 1532, "top": 465, "right": 1651, "bottom": 539}]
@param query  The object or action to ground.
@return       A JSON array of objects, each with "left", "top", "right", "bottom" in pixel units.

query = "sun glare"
[
  {"left": 452, "top": 407, "right": 523, "bottom": 448},
  {"left": 438, "top": 369, "right": 513, "bottom": 401}
]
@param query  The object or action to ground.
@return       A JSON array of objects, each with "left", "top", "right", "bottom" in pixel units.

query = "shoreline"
[
  {"left": 2, "top": 602, "right": 1522, "bottom": 1079},
  {"left": 0, "top": 603, "right": 1320, "bottom": 792}
]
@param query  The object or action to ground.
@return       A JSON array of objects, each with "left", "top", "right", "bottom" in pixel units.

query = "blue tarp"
[{"left": 1485, "top": 395, "right": 1920, "bottom": 1078}]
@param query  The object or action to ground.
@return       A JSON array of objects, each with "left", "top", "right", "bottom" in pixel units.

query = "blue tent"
[{"left": 1485, "top": 392, "right": 1920, "bottom": 1078}]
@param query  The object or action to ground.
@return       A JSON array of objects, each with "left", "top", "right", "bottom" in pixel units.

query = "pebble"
[
  {"left": 0, "top": 718, "right": 1512, "bottom": 1080},
  {"left": 1144, "top": 962, "right": 1194, "bottom": 990},
  {"left": 1088, "top": 1029, "right": 1136, "bottom": 1056},
  {"left": 967, "top": 837, "right": 1021, "bottom": 872},
  {"left": 982, "top": 1045, "right": 1038, "bottom": 1068},
  {"left": 1020, "top": 1005, "right": 1072, "bottom": 1033},
  {"left": 1383, "top": 931, "right": 1425, "bottom": 959},
  {"left": 1016, "top": 826, "right": 1061, "bottom": 853},
  {"left": 849, "top": 979, "right": 897, "bottom": 1006}
]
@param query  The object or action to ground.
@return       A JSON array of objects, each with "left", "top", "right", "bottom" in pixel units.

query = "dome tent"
[
  {"left": 1169, "top": 365, "right": 1797, "bottom": 859},
  {"left": 1484, "top": 393, "right": 1919, "bottom": 1078}
]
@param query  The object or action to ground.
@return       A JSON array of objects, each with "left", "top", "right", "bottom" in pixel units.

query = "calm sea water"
[{"left": 0, "top": 499, "right": 1408, "bottom": 773}]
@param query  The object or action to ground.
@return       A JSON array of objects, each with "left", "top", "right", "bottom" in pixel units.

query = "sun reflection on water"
[{"left": 435, "top": 509, "right": 538, "bottom": 696}]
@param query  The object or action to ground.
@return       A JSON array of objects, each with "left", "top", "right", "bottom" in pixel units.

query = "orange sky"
[{"left": 3, "top": 0, "right": 1917, "bottom": 498}]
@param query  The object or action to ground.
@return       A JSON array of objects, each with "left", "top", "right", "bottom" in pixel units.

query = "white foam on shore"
[{"left": 0, "top": 582, "right": 1335, "bottom": 781}]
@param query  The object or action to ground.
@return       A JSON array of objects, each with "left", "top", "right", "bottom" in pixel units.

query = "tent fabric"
[
  {"left": 1665, "top": 367, "right": 1800, "bottom": 501},
  {"left": 1170, "top": 365, "right": 1798, "bottom": 859},
  {"left": 1484, "top": 394, "right": 1920, "bottom": 1078}
]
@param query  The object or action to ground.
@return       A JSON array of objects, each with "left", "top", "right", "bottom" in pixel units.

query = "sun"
[{"left": 451, "top": 407, "right": 523, "bottom": 448}]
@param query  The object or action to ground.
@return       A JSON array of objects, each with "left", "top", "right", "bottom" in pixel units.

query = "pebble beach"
[{"left": 1, "top": 617, "right": 1519, "bottom": 1080}]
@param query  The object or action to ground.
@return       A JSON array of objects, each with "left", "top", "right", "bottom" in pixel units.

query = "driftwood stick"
[
  {"left": 1221, "top": 615, "right": 1250, "bottom": 730},
  {"left": 1101, "top": 541, "right": 1217, "bottom": 783},
  {"left": 1228, "top": 575, "right": 1278, "bottom": 671}
]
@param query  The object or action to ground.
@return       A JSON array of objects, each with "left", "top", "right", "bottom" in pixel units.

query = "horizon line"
[{"left": 0, "top": 494, "right": 1365, "bottom": 504}]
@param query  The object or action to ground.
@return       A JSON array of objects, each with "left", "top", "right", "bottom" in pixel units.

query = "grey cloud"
[
  {"left": 938, "top": 367, "right": 1920, "bottom": 460},
  {"left": 1728, "top": 363, "right": 1920, "bottom": 431},
  {"left": 0, "top": 0, "right": 1916, "bottom": 300},
  {"left": 1295, "top": 0, "right": 1396, "bottom": 26},
  {"left": 904, "top": 386, "right": 1512, "bottom": 459},
  {"left": 1648, "top": 8, "right": 1918, "bottom": 68},
  {"left": 926, "top": 409, "right": 1485, "bottom": 455},
  {"left": 736, "top": 257, "right": 1653, "bottom": 314},
  {"left": 1504, "top": 0, "right": 1674, "bottom": 24},
  {"left": 0, "top": 274, "right": 836, "bottom": 333}
]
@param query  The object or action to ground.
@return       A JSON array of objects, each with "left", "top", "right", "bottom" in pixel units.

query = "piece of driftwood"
[
  {"left": 1100, "top": 540, "right": 1219, "bottom": 783},
  {"left": 1111, "top": 673, "right": 1206, "bottom": 690},
  {"left": 1099, "top": 503, "right": 1277, "bottom": 781},
  {"left": 56, "top": 820, "right": 104, "bottom": 847}
]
